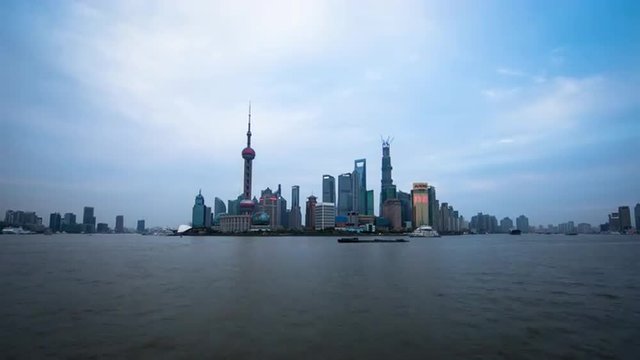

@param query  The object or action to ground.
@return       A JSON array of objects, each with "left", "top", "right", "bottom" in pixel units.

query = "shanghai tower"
[
  {"left": 379, "top": 137, "right": 397, "bottom": 215},
  {"left": 239, "top": 104, "right": 256, "bottom": 214}
]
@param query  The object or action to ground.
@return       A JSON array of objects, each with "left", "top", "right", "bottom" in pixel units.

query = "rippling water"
[{"left": 1, "top": 234, "right": 639, "bottom": 359}]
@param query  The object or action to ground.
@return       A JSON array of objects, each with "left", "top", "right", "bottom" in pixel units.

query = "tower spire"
[{"left": 247, "top": 101, "right": 252, "bottom": 147}]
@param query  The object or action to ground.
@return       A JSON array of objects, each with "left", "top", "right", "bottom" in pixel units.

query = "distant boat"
[
  {"left": 1, "top": 227, "right": 34, "bottom": 235},
  {"left": 409, "top": 225, "right": 440, "bottom": 238},
  {"left": 510, "top": 229, "right": 522, "bottom": 235},
  {"left": 337, "top": 237, "right": 409, "bottom": 243}
]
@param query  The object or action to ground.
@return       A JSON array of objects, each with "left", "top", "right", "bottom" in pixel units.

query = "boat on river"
[{"left": 409, "top": 225, "right": 440, "bottom": 238}]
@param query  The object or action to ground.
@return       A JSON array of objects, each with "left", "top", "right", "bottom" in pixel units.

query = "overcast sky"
[{"left": 2, "top": 0, "right": 639, "bottom": 228}]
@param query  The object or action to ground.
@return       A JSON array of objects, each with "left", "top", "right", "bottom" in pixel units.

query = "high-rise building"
[
  {"left": 382, "top": 199, "right": 402, "bottom": 231},
  {"left": 619, "top": 206, "right": 632, "bottom": 231},
  {"left": 322, "top": 175, "right": 336, "bottom": 204},
  {"left": 305, "top": 195, "right": 318, "bottom": 230},
  {"left": 353, "top": 159, "right": 367, "bottom": 215},
  {"left": 115, "top": 215, "right": 124, "bottom": 233},
  {"left": 289, "top": 185, "right": 302, "bottom": 230},
  {"left": 338, "top": 173, "right": 354, "bottom": 216},
  {"left": 240, "top": 104, "right": 256, "bottom": 214},
  {"left": 635, "top": 203, "right": 640, "bottom": 230},
  {"left": 258, "top": 187, "right": 282, "bottom": 229},
  {"left": 500, "top": 217, "right": 513, "bottom": 233},
  {"left": 315, "top": 203, "right": 336, "bottom": 230},
  {"left": 411, "top": 183, "right": 429, "bottom": 229},
  {"left": 516, "top": 215, "right": 529, "bottom": 233},
  {"left": 192, "top": 190, "right": 207, "bottom": 228},
  {"left": 137, "top": 220, "right": 145, "bottom": 233},
  {"left": 49, "top": 213, "right": 61, "bottom": 232},
  {"left": 214, "top": 197, "right": 227, "bottom": 216},
  {"left": 96, "top": 223, "right": 109, "bottom": 233},
  {"left": 63, "top": 213, "right": 76, "bottom": 225},
  {"left": 82, "top": 207, "right": 96, "bottom": 233},
  {"left": 397, "top": 190, "right": 412, "bottom": 228},
  {"left": 366, "top": 190, "right": 374, "bottom": 216},
  {"left": 427, "top": 186, "right": 438, "bottom": 229},
  {"left": 379, "top": 138, "right": 397, "bottom": 215}
]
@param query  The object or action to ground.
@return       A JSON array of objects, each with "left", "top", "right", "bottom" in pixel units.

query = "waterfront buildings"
[
  {"left": 353, "top": 159, "right": 367, "bottom": 215},
  {"left": 219, "top": 214, "right": 251, "bottom": 232},
  {"left": 137, "top": 220, "right": 145, "bottom": 234},
  {"left": 305, "top": 195, "right": 317, "bottom": 230},
  {"left": 82, "top": 207, "right": 96, "bottom": 233},
  {"left": 382, "top": 199, "right": 402, "bottom": 231},
  {"left": 636, "top": 203, "right": 640, "bottom": 230},
  {"left": 96, "top": 223, "right": 109, "bottom": 233},
  {"left": 337, "top": 173, "right": 354, "bottom": 216},
  {"left": 397, "top": 190, "right": 412, "bottom": 228},
  {"left": 192, "top": 190, "right": 208, "bottom": 228},
  {"left": 289, "top": 185, "right": 302, "bottom": 230},
  {"left": 366, "top": 190, "right": 374, "bottom": 216},
  {"left": 619, "top": 206, "right": 632, "bottom": 231},
  {"left": 315, "top": 203, "right": 336, "bottom": 230},
  {"left": 115, "top": 215, "right": 124, "bottom": 233},
  {"left": 214, "top": 197, "right": 226, "bottom": 216},
  {"left": 63, "top": 213, "right": 76, "bottom": 226},
  {"left": 516, "top": 215, "right": 529, "bottom": 233},
  {"left": 608, "top": 212, "right": 620, "bottom": 232},
  {"left": 322, "top": 175, "right": 336, "bottom": 204},
  {"left": 471, "top": 212, "right": 498, "bottom": 233},
  {"left": 500, "top": 217, "right": 513, "bottom": 233},
  {"left": 427, "top": 186, "right": 438, "bottom": 229},
  {"left": 411, "top": 183, "right": 429, "bottom": 228},
  {"left": 239, "top": 104, "right": 256, "bottom": 214},
  {"left": 49, "top": 213, "right": 61, "bottom": 232},
  {"left": 258, "top": 186, "right": 287, "bottom": 229}
]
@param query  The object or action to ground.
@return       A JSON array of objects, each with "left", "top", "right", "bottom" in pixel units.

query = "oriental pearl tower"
[{"left": 239, "top": 103, "right": 256, "bottom": 214}]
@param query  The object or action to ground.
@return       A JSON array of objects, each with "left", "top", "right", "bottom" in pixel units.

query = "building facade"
[
  {"left": 500, "top": 217, "right": 513, "bottom": 233},
  {"left": 219, "top": 214, "right": 252, "bottom": 233},
  {"left": 137, "top": 220, "right": 145, "bottom": 233},
  {"left": 353, "top": 159, "right": 367, "bottom": 215},
  {"left": 338, "top": 173, "right": 353, "bottom": 216},
  {"left": 192, "top": 190, "right": 207, "bottom": 228},
  {"left": 516, "top": 215, "right": 529, "bottom": 233},
  {"left": 379, "top": 138, "right": 397, "bottom": 215},
  {"left": 619, "top": 206, "right": 632, "bottom": 231},
  {"left": 411, "top": 183, "right": 429, "bottom": 228},
  {"left": 305, "top": 195, "right": 317, "bottom": 230},
  {"left": 315, "top": 203, "right": 336, "bottom": 230},
  {"left": 82, "top": 207, "right": 96, "bottom": 233},
  {"left": 49, "top": 213, "right": 61, "bottom": 232},
  {"left": 322, "top": 175, "right": 336, "bottom": 204},
  {"left": 382, "top": 199, "right": 402, "bottom": 231},
  {"left": 115, "top": 215, "right": 124, "bottom": 233}
]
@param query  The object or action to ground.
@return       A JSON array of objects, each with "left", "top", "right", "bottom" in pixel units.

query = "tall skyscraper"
[
  {"left": 82, "top": 206, "right": 96, "bottom": 233},
  {"left": 289, "top": 185, "right": 302, "bottom": 230},
  {"left": 427, "top": 186, "right": 438, "bottom": 228},
  {"left": 305, "top": 195, "right": 317, "bottom": 230},
  {"left": 214, "top": 197, "right": 227, "bottom": 215},
  {"left": 115, "top": 215, "right": 124, "bottom": 233},
  {"left": 379, "top": 138, "right": 397, "bottom": 215},
  {"left": 192, "top": 190, "right": 206, "bottom": 228},
  {"left": 63, "top": 213, "right": 76, "bottom": 225},
  {"left": 240, "top": 104, "right": 256, "bottom": 214},
  {"left": 516, "top": 215, "right": 529, "bottom": 233},
  {"left": 366, "top": 190, "right": 374, "bottom": 215},
  {"left": 49, "top": 213, "right": 61, "bottom": 232},
  {"left": 411, "top": 183, "right": 429, "bottom": 228},
  {"left": 353, "top": 159, "right": 367, "bottom": 215},
  {"left": 635, "top": 203, "right": 640, "bottom": 230},
  {"left": 322, "top": 175, "right": 336, "bottom": 204},
  {"left": 397, "top": 190, "right": 412, "bottom": 227},
  {"left": 619, "top": 206, "right": 632, "bottom": 231},
  {"left": 337, "top": 173, "right": 353, "bottom": 216}
]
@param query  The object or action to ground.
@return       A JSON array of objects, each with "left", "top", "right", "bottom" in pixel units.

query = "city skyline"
[{"left": 2, "top": 1, "right": 639, "bottom": 227}]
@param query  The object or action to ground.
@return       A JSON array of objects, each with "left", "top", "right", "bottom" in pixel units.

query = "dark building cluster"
[{"left": 2, "top": 207, "right": 146, "bottom": 235}]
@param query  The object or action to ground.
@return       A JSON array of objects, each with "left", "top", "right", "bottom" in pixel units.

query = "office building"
[
  {"left": 305, "top": 195, "right": 317, "bottom": 230},
  {"left": 379, "top": 138, "right": 397, "bottom": 215},
  {"left": 619, "top": 206, "right": 632, "bottom": 231},
  {"left": 137, "top": 220, "right": 145, "bottom": 234},
  {"left": 516, "top": 215, "right": 529, "bottom": 233},
  {"left": 500, "top": 217, "right": 513, "bottom": 233},
  {"left": 49, "top": 213, "right": 61, "bottom": 232},
  {"left": 608, "top": 212, "right": 620, "bottom": 232},
  {"left": 366, "top": 190, "right": 374, "bottom": 216},
  {"left": 115, "top": 215, "right": 124, "bottom": 233},
  {"left": 635, "top": 203, "right": 640, "bottom": 230},
  {"left": 192, "top": 190, "right": 207, "bottom": 228},
  {"left": 96, "top": 223, "right": 109, "bottom": 233},
  {"left": 353, "top": 159, "right": 367, "bottom": 215},
  {"left": 289, "top": 185, "right": 302, "bottom": 230},
  {"left": 382, "top": 199, "right": 402, "bottom": 231},
  {"left": 214, "top": 197, "right": 227, "bottom": 216},
  {"left": 322, "top": 175, "right": 336, "bottom": 204},
  {"left": 427, "top": 186, "right": 438, "bottom": 228},
  {"left": 82, "top": 206, "right": 96, "bottom": 233},
  {"left": 315, "top": 203, "right": 336, "bottom": 230},
  {"left": 219, "top": 214, "right": 251, "bottom": 233},
  {"left": 338, "top": 173, "right": 354, "bottom": 216},
  {"left": 411, "top": 183, "right": 429, "bottom": 228},
  {"left": 397, "top": 190, "right": 412, "bottom": 227}
]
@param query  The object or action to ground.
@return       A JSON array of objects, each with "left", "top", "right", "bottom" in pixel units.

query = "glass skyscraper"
[
  {"left": 322, "top": 175, "right": 336, "bottom": 204},
  {"left": 353, "top": 159, "right": 367, "bottom": 215},
  {"left": 337, "top": 173, "right": 353, "bottom": 216}
]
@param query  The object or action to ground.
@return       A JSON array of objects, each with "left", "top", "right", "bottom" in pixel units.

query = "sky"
[{"left": 1, "top": 0, "right": 639, "bottom": 228}]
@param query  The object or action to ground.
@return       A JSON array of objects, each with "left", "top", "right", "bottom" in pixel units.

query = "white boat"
[
  {"left": 1, "top": 227, "right": 34, "bottom": 235},
  {"left": 409, "top": 225, "right": 440, "bottom": 238}
]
